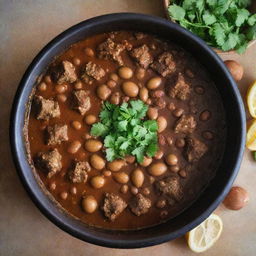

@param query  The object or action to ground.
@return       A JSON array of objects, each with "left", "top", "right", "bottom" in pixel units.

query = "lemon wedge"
[
  {"left": 246, "top": 119, "right": 256, "bottom": 150},
  {"left": 186, "top": 213, "right": 223, "bottom": 253},
  {"left": 247, "top": 81, "right": 256, "bottom": 118}
]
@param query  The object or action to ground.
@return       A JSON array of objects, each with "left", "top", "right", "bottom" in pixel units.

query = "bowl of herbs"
[{"left": 163, "top": 0, "right": 256, "bottom": 54}]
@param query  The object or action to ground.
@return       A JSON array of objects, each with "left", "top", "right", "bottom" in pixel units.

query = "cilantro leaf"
[
  {"left": 248, "top": 14, "right": 256, "bottom": 26},
  {"left": 132, "top": 146, "right": 145, "bottom": 163},
  {"left": 168, "top": 0, "right": 255, "bottom": 53},
  {"left": 168, "top": 4, "right": 186, "bottom": 21},
  {"left": 203, "top": 11, "right": 217, "bottom": 25},
  {"left": 235, "top": 8, "right": 250, "bottom": 27},
  {"left": 90, "top": 100, "right": 158, "bottom": 163},
  {"left": 105, "top": 148, "right": 116, "bottom": 162},
  {"left": 222, "top": 33, "right": 240, "bottom": 51},
  {"left": 91, "top": 123, "right": 109, "bottom": 137}
]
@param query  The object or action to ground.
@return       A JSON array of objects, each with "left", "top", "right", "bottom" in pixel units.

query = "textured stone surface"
[{"left": 1, "top": 0, "right": 256, "bottom": 255}]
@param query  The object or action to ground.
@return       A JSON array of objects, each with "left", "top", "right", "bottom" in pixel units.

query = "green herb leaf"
[
  {"left": 222, "top": 33, "right": 240, "bottom": 51},
  {"left": 90, "top": 100, "right": 158, "bottom": 163},
  {"left": 248, "top": 14, "right": 256, "bottom": 26},
  {"left": 202, "top": 11, "right": 217, "bottom": 25},
  {"left": 91, "top": 123, "right": 109, "bottom": 137},
  {"left": 168, "top": 4, "right": 186, "bottom": 21},
  {"left": 235, "top": 8, "right": 250, "bottom": 27},
  {"left": 168, "top": 0, "right": 255, "bottom": 53}
]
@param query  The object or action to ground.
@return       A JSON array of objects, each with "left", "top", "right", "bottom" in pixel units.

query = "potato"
[{"left": 224, "top": 60, "right": 244, "bottom": 81}]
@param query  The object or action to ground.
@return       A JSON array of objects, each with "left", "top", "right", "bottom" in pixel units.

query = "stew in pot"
[{"left": 24, "top": 31, "right": 226, "bottom": 229}]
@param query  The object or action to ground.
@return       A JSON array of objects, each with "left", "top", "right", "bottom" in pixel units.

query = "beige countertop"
[{"left": 1, "top": 0, "right": 256, "bottom": 255}]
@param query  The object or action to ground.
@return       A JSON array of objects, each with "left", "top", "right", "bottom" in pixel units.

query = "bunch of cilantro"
[
  {"left": 90, "top": 100, "right": 158, "bottom": 163},
  {"left": 168, "top": 0, "right": 256, "bottom": 53}
]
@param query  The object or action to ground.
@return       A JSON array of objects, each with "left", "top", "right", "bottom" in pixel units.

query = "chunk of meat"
[
  {"left": 46, "top": 124, "right": 68, "bottom": 145},
  {"left": 36, "top": 149, "right": 62, "bottom": 178},
  {"left": 72, "top": 90, "right": 91, "bottom": 115},
  {"left": 174, "top": 115, "right": 197, "bottom": 134},
  {"left": 130, "top": 44, "right": 153, "bottom": 69},
  {"left": 169, "top": 73, "right": 191, "bottom": 100},
  {"left": 150, "top": 52, "right": 176, "bottom": 77},
  {"left": 155, "top": 176, "right": 183, "bottom": 201},
  {"left": 34, "top": 95, "right": 60, "bottom": 120},
  {"left": 81, "top": 62, "right": 105, "bottom": 83},
  {"left": 184, "top": 137, "right": 208, "bottom": 162},
  {"left": 152, "top": 97, "right": 166, "bottom": 109},
  {"left": 129, "top": 193, "right": 151, "bottom": 216},
  {"left": 68, "top": 161, "right": 91, "bottom": 183},
  {"left": 97, "top": 38, "right": 125, "bottom": 65},
  {"left": 51, "top": 60, "right": 77, "bottom": 84},
  {"left": 102, "top": 193, "right": 127, "bottom": 221}
]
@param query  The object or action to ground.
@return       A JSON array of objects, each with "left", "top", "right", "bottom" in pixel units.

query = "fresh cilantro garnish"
[
  {"left": 90, "top": 100, "right": 158, "bottom": 163},
  {"left": 168, "top": 0, "right": 256, "bottom": 53}
]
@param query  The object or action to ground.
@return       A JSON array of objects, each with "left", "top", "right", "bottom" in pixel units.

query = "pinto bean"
[
  {"left": 131, "top": 168, "right": 144, "bottom": 188},
  {"left": 147, "top": 77, "right": 162, "bottom": 90},
  {"left": 84, "top": 47, "right": 94, "bottom": 57},
  {"left": 84, "top": 139, "right": 102, "bottom": 152},
  {"left": 125, "top": 155, "right": 135, "bottom": 164},
  {"left": 120, "top": 184, "right": 129, "bottom": 194},
  {"left": 73, "top": 57, "right": 81, "bottom": 66},
  {"left": 57, "top": 94, "right": 67, "bottom": 102},
  {"left": 90, "top": 176, "right": 105, "bottom": 188},
  {"left": 154, "top": 149, "right": 164, "bottom": 159},
  {"left": 166, "top": 154, "right": 178, "bottom": 166},
  {"left": 38, "top": 82, "right": 47, "bottom": 91},
  {"left": 82, "top": 195, "right": 98, "bottom": 213},
  {"left": 135, "top": 67, "right": 145, "bottom": 80},
  {"left": 118, "top": 66, "right": 133, "bottom": 79},
  {"left": 110, "top": 92, "right": 120, "bottom": 105},
  {"left": 148, "top": 162, "right": 167, "bottom": 176},
  {"left": 60, "top": 191, "right": 68, "bottom": 200},
  {"left": 71, "top": 121, "right": 82, "bottom": 130},
  {"left": 90, "top": 154, "right": 105, "bottom": 170},
  {"left": 107, "top": 159, "right": 125, "bottom": 172},
  {"left": 200, "top": 110, "right": 211, "bottom": 121},
  {"left": 107, "top": 80, "right": 117, "bottom": 88},
  {"left": 140, "top": 156, "right": 152, "bottom": 167},
  {"left": 113, "top": 172, "right": 129, "bottom": 184},
  {"left": 97, "top": 84, "right": 111, "bottom": 100},
  {"left": 84, "top": 114, "right": 97, "bottom": 125},
  {"left": 130, "top": 186, "right": 138, "bottom": 195},
  {"left": 122, "top": 81, "right": 139, "bottom": 97},
  {"left": 157, "top": 116, "right": 167, "bottom": 133},
  {"left": 147, "top": 107, "right": 158, "bottom": 120},
  {"left": 67, "top": 140, "right": 81, "bottom": 154},
  {"left": 103, "top": 170, "right": 112, "bottom": 177},
  {"left": 170, "top": 165, "right": 180, "bottom": 173},
  {"left": 139, "top": 87, "right": 149, "bottom": 102},
  {"left": 172, "top": 108, "right": 184, "bottom": 117},
  {"left": 109, "top": 73, "right": 119, "bottom": 81},
  {"left": 55, "top": 84, "right": 67, "bottom": 94}
]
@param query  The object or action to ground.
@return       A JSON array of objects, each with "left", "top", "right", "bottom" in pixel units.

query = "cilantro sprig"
[
  {"left": 168, "top": 0, "right": 256, "bottom": 53},
  {"left": 90, "top": 100, "right": 158, "bottom": 163}
]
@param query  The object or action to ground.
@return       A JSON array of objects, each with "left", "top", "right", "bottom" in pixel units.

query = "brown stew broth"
[{"left": 25, "top": 31, "right": 226, "bottom": 229}]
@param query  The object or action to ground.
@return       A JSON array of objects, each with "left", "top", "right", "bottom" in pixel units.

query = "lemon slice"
[
  {"left": 186, "top": 213, "right": 223, "bottom": 253},
  {"left": 246, "top": 119, "right": 256, "bottom": 150},
  {"left": 247, "top": 81, "right": 256, "bottom": 118}
]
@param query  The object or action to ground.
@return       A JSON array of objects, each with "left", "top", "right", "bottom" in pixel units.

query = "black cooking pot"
[{"left": 10, "top": 13, "right": 245, "bottom": 248}]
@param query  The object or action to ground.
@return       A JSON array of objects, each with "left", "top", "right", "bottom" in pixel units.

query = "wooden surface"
[{"left": 1, "top": 0, "right": 256, "bottom": 255}]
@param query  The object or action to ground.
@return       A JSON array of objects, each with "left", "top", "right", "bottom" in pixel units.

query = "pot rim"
[{"left": 9, "top": 13, "right": 246, "bottom": 248}]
